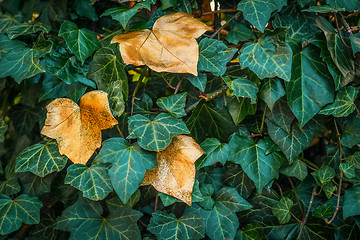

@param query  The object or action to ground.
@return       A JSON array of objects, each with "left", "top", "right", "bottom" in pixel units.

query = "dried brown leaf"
[
  {"left": 112, "top": 12, "right": 211, "bottom": 76},
  {"left": 41, "top": 90, "right": 118, "bottom": 165},
  {"left": 141, "top": 135, "right": 204, "bottom": 205}
]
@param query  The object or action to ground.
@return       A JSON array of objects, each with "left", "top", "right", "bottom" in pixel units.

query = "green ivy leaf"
[
  {"left": 0, "top": 194, "right": 42, "bottom": 235},
  {"left": 198, "top": 184, "right": 215, "bottom": 210},
  {"left": 266, "top": 98, "right": 295, "bottom": 134},
  {"left": 186, "top": 101, "right": 236, "bottom": 142},
  {"left": 101, "top": 2, "right": 152, "bottom": 29},
  {"left": 87, "top": 47, "right": 128, "bottom": 98},
  {"left": 15, "top": 140, "right": 68, "bottom": 177},
  {"left": 95, "top": 138, "right": 156, "bottom": 203},
  {"left": 280, "top": 159, "right": 308, "bottom": 181},
  {"left": 33, "top": 32, "right": 53, "bottom": 57},
  {"left": 227, "top": 21, "right": 255, "bottom": 44},
  {"left": 205, "top": 187, "right": 252, "bottom": 240},
  {"left": 65, "top": 163, "right": 113, "bottom": 201},
  {"left": 286, "top": 43, "right": 334, "bottom": 127},
  {"left": 338, "top": 112, "right": 360, "bottom": 148},
  {"left": 198, "top": 167, "right": 224, "bottom": 193},
  {"left": 9, "top": 105, "right": 41, "bottom": 135},
  {"left": 196, "top": 138, "right": 229, "bottom": 169},
  {"left": 0, "top": 13, "right": 21, "bottom": 33},
  {"left": 72, "top": 0, "right": 98, "bottom": 21},
  {"left": 0, "top": 173, "right": 21, "bottom": 195},
  {"left": 343, "top": 186, "right": 360, "bottom": 219},
  {"left": 0, "top": 118, "right": 7, "bottom": 143},
  {"left": 159, "top": 179, "right": 203, "bottom": 206},
  {"left": 326, "top": 0, "right": 360, "bottom": 11},
  {"left": 229, "top": 134, "right": 284, "bottom": 193},
  {"left": 227, "top": 97, "right": 257, "bottom": 125},
  {"left": 224, "top": 77, "right": 258, "bottom": 104},
  {"left": 237, "top": 0, "right": 277, "bottom": 32},
  {"left": 31, "top": 211, "right": 60, "bottom": 240},
  {"left": 198, "top": 38, "right": 237, "bottom": 76},
  {"left": 311, "top": 165, "right": 335, "bottom": 186},
  {"left": 273, "top": 4, "right": 317, "bottom": 41},
  {"left": 350, "top": 32, "right": 360, "bottom": 55},
  {"left": 340, "top": 163, "right": 355, "bottom": 179},
  {"left": 315, "top": 16, "right": 355, "bottom": 79},
  {"left": 186, "top": 73, "right": 207, "bottom": 92},
  {"left": 6, "top": 23, "right": 51, "bottom": 39},
  {"left": 56, "top": 195, "right": 142, "bottom": 239},
  {"left": 302, "top": 5, "right": 345, "bottom": 12},
  {"left": 128, "top": 113, "right": 189, "bottom": 151},
  {"left": 0, "top": 37, "right": 45, "bottom": 83},
  {"left": 238, "top": 28, "right": 293, "bottom": 81},
  {"left": 235, "top": 223, "right": 266, "bottom": 240},
  {"left": 148, "top": 211, "right": 205, "bottom": 240},
  {"left": 271, "top": 197, "right": 294, "bottom": 224},
  {"left": 346, "top": 152, "right": 360, "bottom": 169},
  {"left": 156, "top": 92, "right": 187, "bottom": 118},
  {"left": 259, "top": 78, "right": 285, "bottom": 110},
  {"left": 320, "top": 86, "right": 358, "bottom": 117},
  {"left": 266, "top": 118, "right": 314, "bottom": 163},
  {"left": 59, "top": 20, "right": 100, "bottom": 64},
  {"left": 312, "top": 203, "right": 334, "bottom": 220},
  {"left": 18, "top": 172, "right": 52, "bottom": 197},
  {"left": 105, "top": 80, "right": 125, "bottom": 116},
  {"left": 223, "top": 163, "right": 255, "bottom": 199}
]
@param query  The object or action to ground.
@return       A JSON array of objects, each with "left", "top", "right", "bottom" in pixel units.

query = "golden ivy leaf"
[
  {"left": 141, "top": 135, "right": 204, "bottom": 206},
  {"left": 41, "top": 90, "right": 118, "bottom": 165},
  {"left": 111, "top": 12, "right": 211, "bottom": 76}
]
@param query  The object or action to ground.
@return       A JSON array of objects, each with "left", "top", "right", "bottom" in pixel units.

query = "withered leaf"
[
  {"left": 141, "top": 135, "right": 204, "bottom": 205},
  {"left": 111, "top": 12, "right": 211, "bottom": 76},
  {"left": 41, "top": 90, "right": 118, "bottom": 165}
]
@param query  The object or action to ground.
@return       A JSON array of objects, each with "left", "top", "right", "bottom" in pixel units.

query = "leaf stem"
[
  {"left": 116, "top": 125, "right": 124, "bottom": 138},
  {"left": 333, "top": 13, "right": 351, "bottom": 48},
  {"left": 210, "top": 11, "right": 242, "bottom": 39},
  {"left": 130, "top": 68, "right": 147, "bottom": 116},
  {"left": 154, "top": 192, "right": 159, "bottom": 212},
  {"left": 174, "top": 76, "right": 183, "bottom": 94},
  {"left": 298, "top": 157, "right": 319, "bottom": 170},
  {"left": 259, "top": 105, "right": 267, "bottom": 135},
  {"left": 162, "top": 75, "right": 176, "bottom": 89},
  {"left": 287, "top": 176, "right": 304, "bottom": 220},
  {"left": 354, "top": 103, "right": 360, "bottom": 118},
  {"left": 297, "top": 185, "right": 317, "bottom": 239}
]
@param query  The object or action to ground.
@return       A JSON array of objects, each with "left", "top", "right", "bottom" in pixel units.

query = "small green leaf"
[
  {"left": 0, "top": 13, "right": 21, "bottom": 33},
  {"left": 95, "top": 138, "right": 156, "bottom": 203},
  {"left": 65, "top": 163, "right": 113, "bottom": 201},
  {"left": 186, "top": 101, "right": 236, "bottom": 142},
  {"left": 106, "top": 80, "right": 125, "bottom": 117},
  {"left": 33, "top": 32, "right": 53, "bottom": 57},
  {"left": 101, "top": 2, "right": 152, "bottom": 29},
  {"left": 18, "top": 172, "right": 52, "bottom": 197},
  {"left": 159, "top": 179, "right": 203, "bottom": 206},
  {"left": 215, "top": 187, "right": 252, "bottom": 212},
  {"left": 339, "top": 112, "right": 360, "bottom": 148},
  {"left": 286, "top": 43, "right": 334, "bottom": 127},
  {"left": 9, "top": 105, "right": 41, "bottom": 135},
  {"left": 238, "top": 28, "right": 293, "bottom": 81},
  {"left": 227, "top": 97, "right": 257, "bottom": 125},
  {"left": 229, "top": 134, "right": 284, "bottom": 193},
  {"left": 72, "top": 0, "right": 98, "bottom": 21},
  {"left": 227, "top": 21, "right": 255, "bottom": 44},
  {"left": 0, "top": 173, "right": 21, "bottom": 195},
  {"left": 323, "top": 182, "right": 336, "bottom": 199},
  {"left": 198, "top": 184, "right": 215, "bottom": 210},
  {"left": 198, "top": 38, "right": 237, "bottom": 76},
  {"left": 237, "top": 0, "right": 277, "bottom": 32},
  {"left": 320, "top": 86, "right": 358, "bottom": 117},
  {"left": 186, "top": 73, "right": 207, "bottom": 92},
  {"left": 302, "top": 5, "right": 345, "bottom": 13},
  {"left": 0, "top": 118, "right": 7, "bottom": 143},
  {"left": 266, "top": 98, "right": 295, "bottom": 134},
  {"left": 223, "top": 163, "right": 255, "bottom": 199},
  {"left": 128, "top": 113, "right": 189, "bottom": 151},
  {"left": 87, "top": 47, "right": 128, "bottom": 98},
  {"left": 56, "top": 195, "right": 142, "bottom": 239},
  {"left": 0, "top": 194, "right": 42, "bottom": 235},
  {"left": 280, "top": 159, "right": 308, "bottom": 181},
  {"left": 15, "top": 140, "right": 68, "bottom": 177},
  {"left": 312, "top": 203, "right": 334, "bottom": 220},
  {"left": 59, "top": 20, "right": 100, "bottom": 64},
  {"left": 311, "top": 165, "right": 335, "bottom": 186},
  {"left": 346, "top": 152, "right": 360, "bottom": 169},
  {"left": 156, "top": 92, "right": 187, "bottom": 118},
  {"left": 196, "top": 138, "right": 229, "bottom": 169},
  {"left": 350, "top": 32, "right": 360, "bottom": 55},
  {"left": 235, "top": 223, "right": 266, "bottom": 240},
  {"left": 340, "top": 163, "right": 355, "bottom": 179},
  {"left": 6, "top": 23, "right": 51, "bottom": 39},
  {"left": 259, "top": 78, "right": 285, "bottom": 110},
  {"left": 271, "top": 197, "right": 294, "bottom": 224},
  {"left": 148, "top": 211, "right": 205, "bottom": 240},
  {"left": 224, "top": 77, "right": 258, "bottom": 104},
  {"left": 343, "top": 186, "right": 360, "bottom": 219}
]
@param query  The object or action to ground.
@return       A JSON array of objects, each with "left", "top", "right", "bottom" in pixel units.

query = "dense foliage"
[{"left": 1, "top": 0, "right": 360, "bottom": 239}]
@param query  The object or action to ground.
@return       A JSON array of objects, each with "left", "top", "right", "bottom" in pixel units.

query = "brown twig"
[
  {"left": 290, "top": 211, "right": 302, "bottom": 223},
  {"left": 287, "top": 176, "right": 304, "bottom": 219},
  {"left": 154, "top": 192, "right": 159, "bottom": 212},
  {"left": 174, "top": 76, "right": 183, "bottom": 94},
  {"left": 298, "top": 185, "right": 317, "bottom": 239},
  {"left": 275, "top": 181, "right": 283, "bottom": 198},
  {"left": 138, "top": 219, "right": 148, "bottom": 228},
  {"left": 162, "top": 75, "right": 176, "bottom": 90},
  {"left": 354, "top": 104, "right": 360, "bottom": 118},
  {"left": 199, "top": 86, "right": 228, "bottom": 101},
  {"left": 130, "top": 68, "right": 147, "bottom": 116},
  {"left": 116, "top": 125, "right": 124, "bottom": 138},
  {"left": 333, "top": 13, "right": 351, "bottom": 48},
  {"left": 343, "top": 10, "right": 360, "bottom": 19},
  {"left": 210, "top": 11, "right": 242, "bottom": 39}
]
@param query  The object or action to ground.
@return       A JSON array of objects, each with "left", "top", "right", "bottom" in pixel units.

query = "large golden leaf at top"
[
  {"left": 141, "top": 135, "right": 204, "bottom": 205},
  {"left": 111, "top": 12, "right": 211, "bottom": 76},
  {"left": 40, "top": 91, "right": 118, "bottom": 165}
]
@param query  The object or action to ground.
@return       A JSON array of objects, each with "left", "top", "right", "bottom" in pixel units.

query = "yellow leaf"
[
  {"left": 141, "top": 135, "right": 204, "bottom": 206},
  {"left": 40, "top": 90, "right": 118, "bottom": 165},
  {"left": 112, "top": 12, "right": 211, "bottom": 76}
]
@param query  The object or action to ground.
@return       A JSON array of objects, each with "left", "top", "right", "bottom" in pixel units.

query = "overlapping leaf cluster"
[{"left": 1, "top": 0, "right": 360, "bottom": 239}]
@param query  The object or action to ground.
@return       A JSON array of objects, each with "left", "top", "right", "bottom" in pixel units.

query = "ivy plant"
[{"left": 1, "top": 0, "right": 360, "bottom": 239}]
